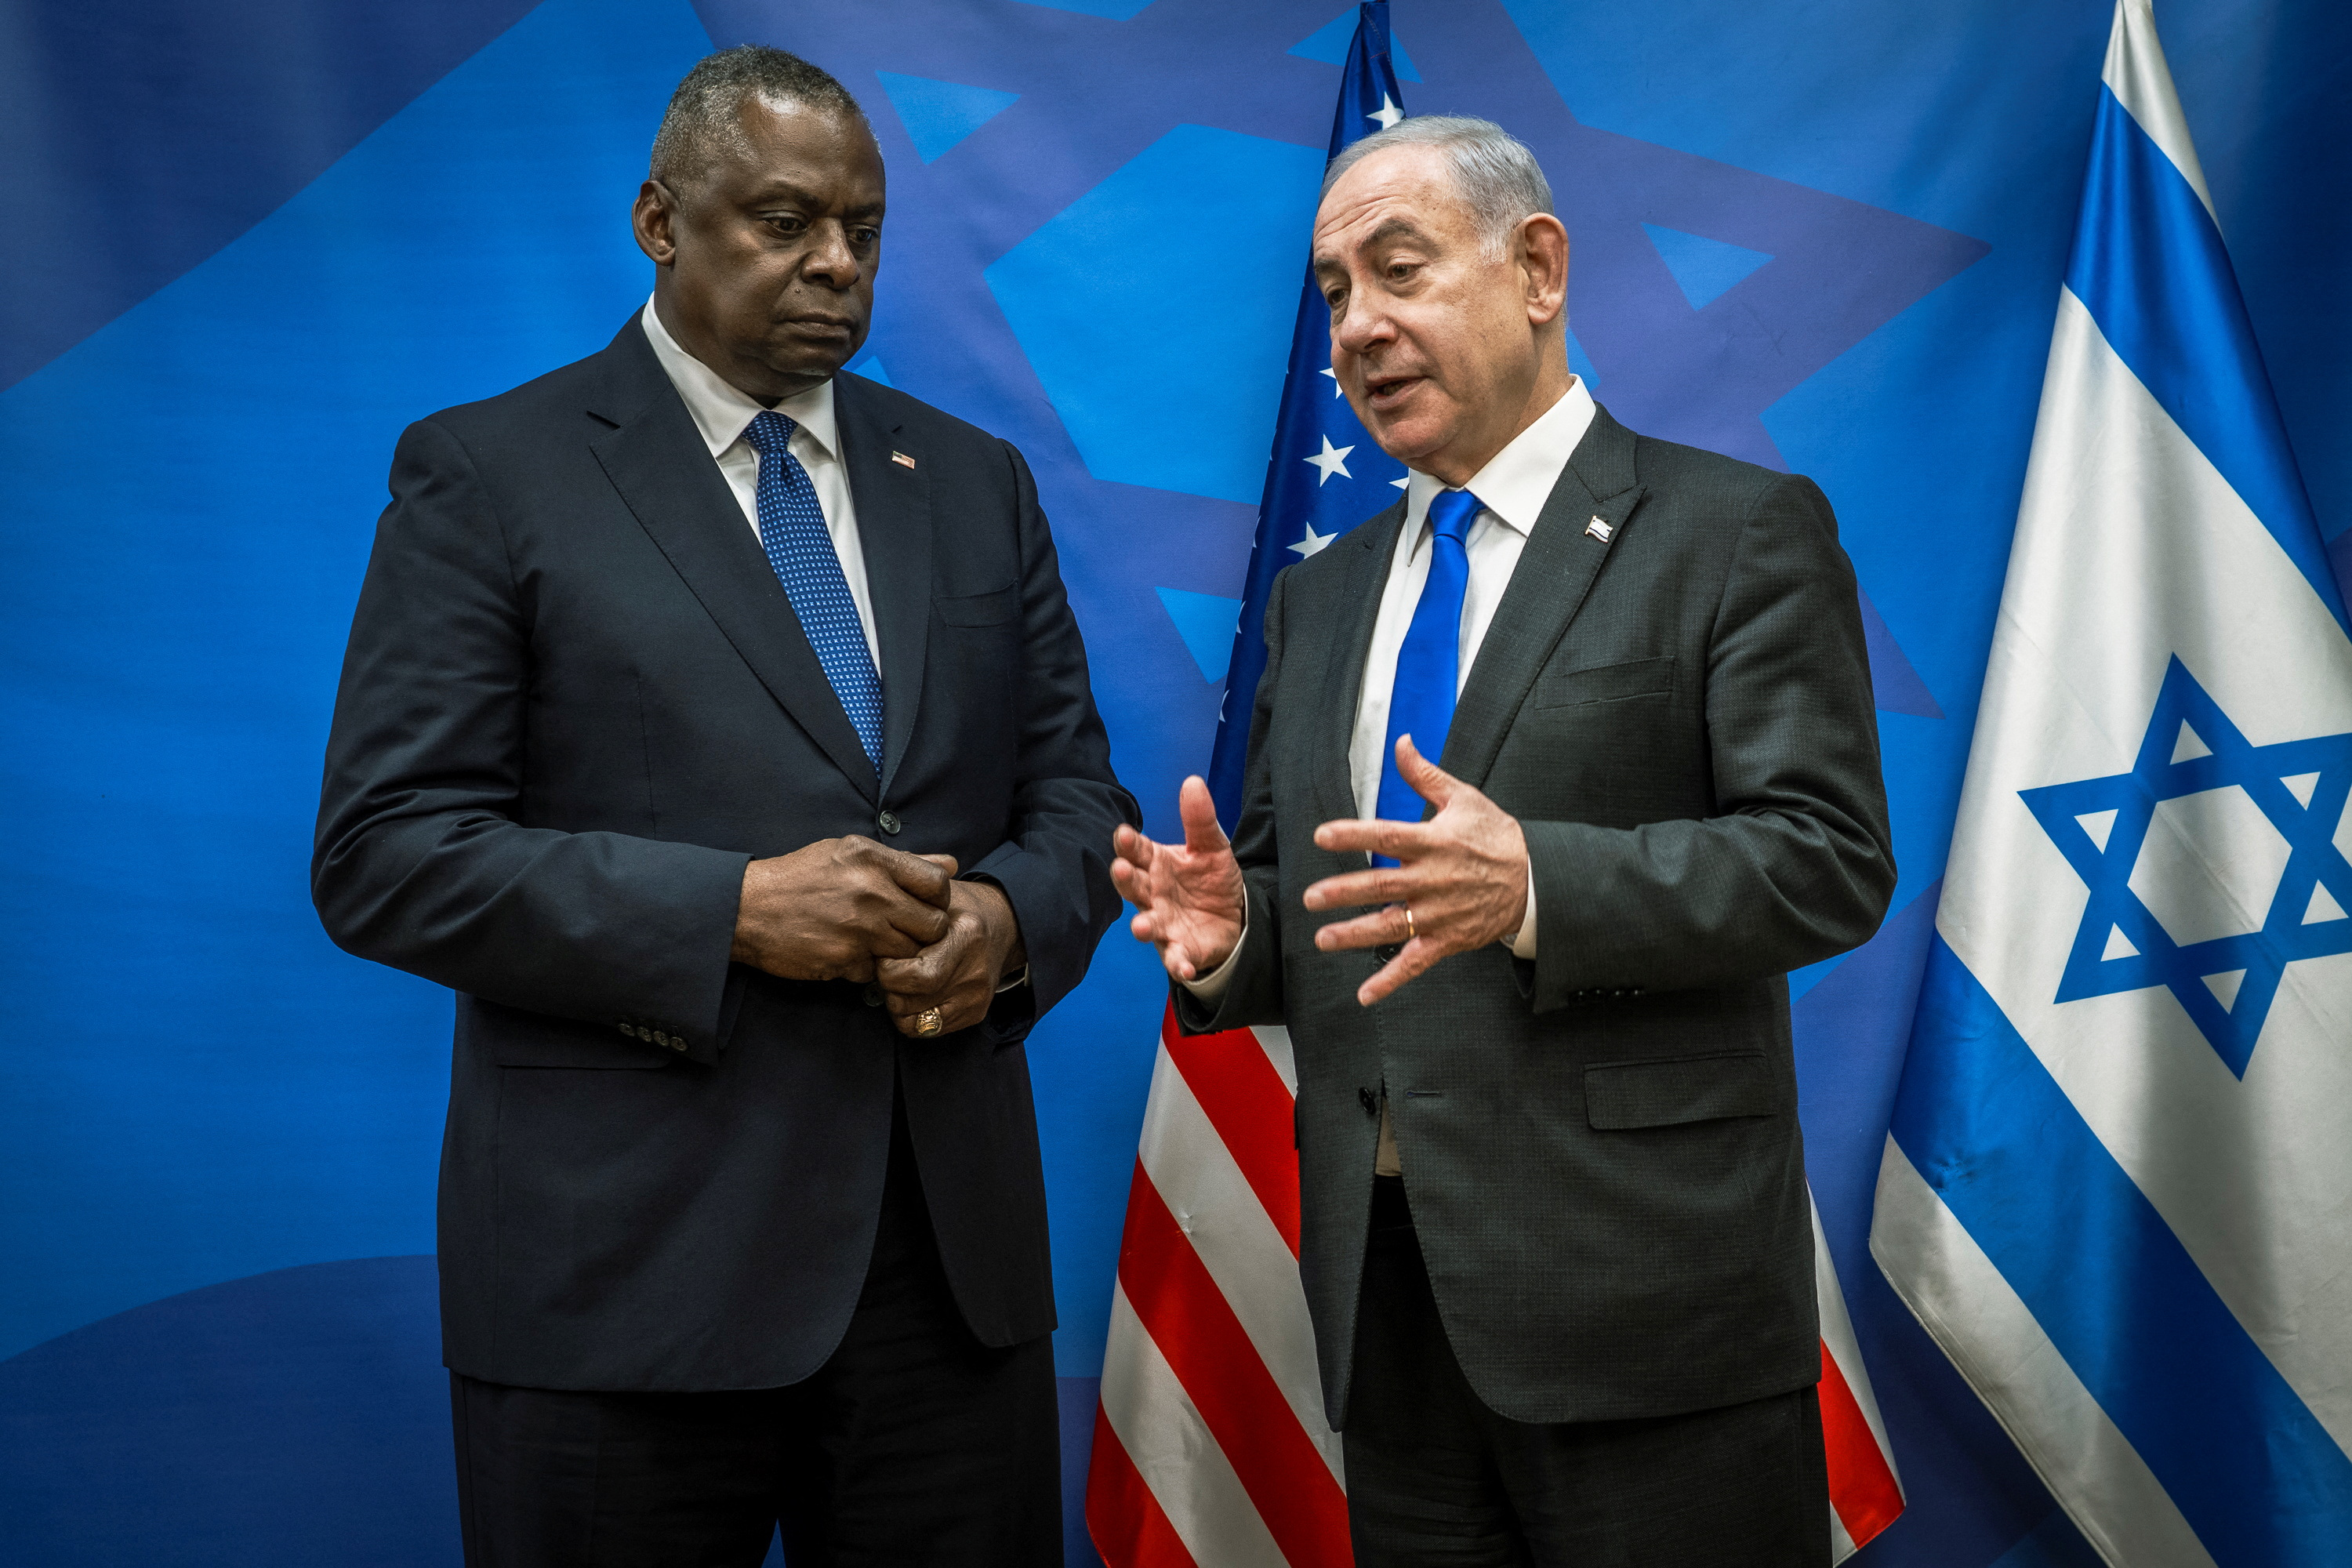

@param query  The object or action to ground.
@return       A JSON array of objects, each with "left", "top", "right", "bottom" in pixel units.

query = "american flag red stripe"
[
  {"left": 1115, "top": 1162, "right": 1352, "bottom": 1565},
  {"left": 1089, "top": 1003, "right": 1904, "bottom": 1565},
  {"left": 1163, "top": 1026, "right": 1302, "bottom": 1255},
  {"left": 1087, "top": 1399, "right": 1200, "bottom": 1568}
]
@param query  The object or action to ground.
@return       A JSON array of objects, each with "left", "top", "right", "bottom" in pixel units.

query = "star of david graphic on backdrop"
[
  {"left": 2020, "top": 658, "right": 2352, "bottom": 1077},
  {"left": 680, "top": 0, "right": 1987, "bottom": 832}
]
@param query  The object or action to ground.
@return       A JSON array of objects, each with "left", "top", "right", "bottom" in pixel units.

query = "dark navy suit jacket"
[{"left": 314, "top": 319, "right": 1136, "bottom": 1392}]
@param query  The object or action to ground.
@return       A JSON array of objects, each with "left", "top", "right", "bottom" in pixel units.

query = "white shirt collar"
[
  {"left": 638, "top": 295, "right": 839, "bottom": 461},
  {"left": 1402, "top": 374, "right": 1598, "bottom": 539}
]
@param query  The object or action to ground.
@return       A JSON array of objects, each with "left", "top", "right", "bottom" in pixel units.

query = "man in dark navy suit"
[{"left": 314, "top": 46, "right": 1133, "bottom": 1566}]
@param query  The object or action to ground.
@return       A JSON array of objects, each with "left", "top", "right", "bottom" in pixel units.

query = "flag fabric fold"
[{"left": 1871, "top": 2, "right": 2352, "bottom": 1563}]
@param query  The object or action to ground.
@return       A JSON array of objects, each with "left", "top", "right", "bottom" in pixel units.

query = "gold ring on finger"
[
  {"left": 915, "top": 1007, "right": 945, "bottom": 1038},
  {"left": 1401, "top": 904, "right": 1417, "bottom": 942}
]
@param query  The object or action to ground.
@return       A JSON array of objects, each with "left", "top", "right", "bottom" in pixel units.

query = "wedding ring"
[
  {"left": 1401, "top": 904, "right": 1417, "bottom": 941},
  {"left": 915, "top": 1007, "right": 946, "bottom": 1038}
]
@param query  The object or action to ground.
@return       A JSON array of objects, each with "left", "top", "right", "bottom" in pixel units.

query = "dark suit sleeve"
[
  {"left": 1522, "top": 474, "right": 1894, "bottom": 1011},
  {"left": 312, "top": 418, "right": 749, "bottom": 1055},
  {"left": 964, "top": 441, "right": 1141, "bottom": 1035},
  {"left": 1173, "top": 570, "right": 1289, "bottom": 1035}
]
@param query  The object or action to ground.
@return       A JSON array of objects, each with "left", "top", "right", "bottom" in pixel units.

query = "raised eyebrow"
[
  {"left": 1362, "top": 216, "right": 1431, "bottom": 250},
  {"left": 1312, "top": 216, "right": 1432, "bottom": 278}
]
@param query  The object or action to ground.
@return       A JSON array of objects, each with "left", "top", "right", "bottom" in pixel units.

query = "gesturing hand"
[
  {"left": 1110, "top": 775, "right": 1247, "bottom": 983},
  {"left": 876, "top": 879, "right": 1026, "bottom": 1038},
  {"left": 1304, "top": 735, "right": 1529, "bottom": 1007},
  {"left": 731, "top": 838, "right": 957, "bottom": 985}
]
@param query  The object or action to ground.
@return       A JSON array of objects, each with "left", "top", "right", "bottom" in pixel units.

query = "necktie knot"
[
  {"left": 743, "top": 410, "right": 798, "bottom": 457},
  {"left": 1428, "top": 488, "right": 1483, "bottom": 547}
]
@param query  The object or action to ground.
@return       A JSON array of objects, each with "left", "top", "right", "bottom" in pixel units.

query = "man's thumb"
[{"left": 1397, "top": 735, "right": 1457, "bottom": 805}]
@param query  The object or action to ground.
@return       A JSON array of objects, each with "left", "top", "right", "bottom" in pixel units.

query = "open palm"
[{"left": 1110, "top": 775, "right": 1247, "bottom": 982}]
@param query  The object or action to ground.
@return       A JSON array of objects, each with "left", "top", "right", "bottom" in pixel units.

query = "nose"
[
  {"left": 804, "top": 220, "right": 862, "bottom": 289},
  {"left": 1330, "top": 288, "right": 1392, "bottom": 358}
]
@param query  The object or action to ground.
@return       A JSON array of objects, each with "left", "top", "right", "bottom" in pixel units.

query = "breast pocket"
[
  {"left": 1534, "top": 654, "right": 1675, "bottom": 710},
  {"left": 935, "top": 583, "right": 1019, "bottom": 627}
]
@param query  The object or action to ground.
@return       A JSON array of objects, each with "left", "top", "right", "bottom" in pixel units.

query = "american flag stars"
[{"left": 1303, "top": 433, "right": 1355, "bottom": 485}]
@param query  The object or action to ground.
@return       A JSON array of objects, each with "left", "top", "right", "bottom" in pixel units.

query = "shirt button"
[{"left": 877, "top": 810, "right": 902, "bottom": 835}]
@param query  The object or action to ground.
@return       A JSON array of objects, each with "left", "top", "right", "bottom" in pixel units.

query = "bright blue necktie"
[
  {"left": 743, "top": 411, "right": 885, "bottom": 774},
  {"left": 1374, "top": 488, "right": 1483, "bottom": 866}
]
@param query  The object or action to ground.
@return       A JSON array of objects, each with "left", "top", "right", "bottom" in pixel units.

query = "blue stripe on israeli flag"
[
  {"left": 1871, "top": 2, "right": 2352, "bottom": 1563},
  {"left": 1891, "top": 938, "right": 2352, "bottom": 1563},
  {"left": 2066, "top": 86, "right": 2347, "bottom": 631}
]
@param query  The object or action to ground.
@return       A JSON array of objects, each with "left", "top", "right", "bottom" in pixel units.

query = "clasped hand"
[
  {"left": 1112, "top": 735, "right": 1529, "bottom": 1007},
  {"left": 731, "top": 837, "right": 1024, "bottom": 1038}
]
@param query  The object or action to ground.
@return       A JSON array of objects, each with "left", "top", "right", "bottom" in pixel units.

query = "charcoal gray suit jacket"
[
  {"left": 314, "top": 319, "right": 1135, "bottom": 1392},
  {"left": 1178, "top": 405, "right": 1893, "bottom": 1428}
]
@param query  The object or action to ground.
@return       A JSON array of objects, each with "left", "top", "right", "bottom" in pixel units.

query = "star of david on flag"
[
  {"left": 2022, "top": 658, "right": 2352, "bottom": 1076},
  {"left": 1873, "top": 2, "right": 2352, "bottom": 1562}
]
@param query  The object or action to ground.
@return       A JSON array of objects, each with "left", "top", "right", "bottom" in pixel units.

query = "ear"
[
  {"left": 1518, "top": 212, "right": 1570, "bottom": 328},
  {"left": 633, "top": 180, "right": 678, "bottom": 267}
]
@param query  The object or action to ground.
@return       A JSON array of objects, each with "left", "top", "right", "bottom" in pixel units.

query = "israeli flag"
[{"left": 1870, "top": 2, "right": 2352, "bottom": 1563}]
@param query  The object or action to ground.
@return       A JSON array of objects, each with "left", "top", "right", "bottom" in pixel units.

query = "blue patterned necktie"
[
  {"left": 1373, "top": 487, "right": 1483, "bottom": 865},
  {"left": 742, "top": 411, "right": 885, "bottom": 774}
]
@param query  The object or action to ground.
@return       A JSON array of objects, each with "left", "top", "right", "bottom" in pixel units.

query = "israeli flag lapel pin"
[
  {"left": 891, "top": 450, "right": 916, "bottom": 469},
  {"left": 1584, "top": 514, "right": 1614, "bottom": 543}
]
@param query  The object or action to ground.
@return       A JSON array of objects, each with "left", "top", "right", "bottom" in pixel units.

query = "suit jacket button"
[
  {"left": 666, "top": 1036, "right": 687, "bottom": 1052},
  {"left": 877, "top": 810, "right": 902, "bottom": 835},
  {"left": 1358, "top": 1087, "right": 1379, "bottom": 1116},
  {"left": 617, "top": 1022, "right": 634, "bottom": 1036},
  {"left": 1375, "top": 943, "right": 1402, "bottom": 963},
  {"left": 635, "top": 1026, "right": 653, "bottom": 1042},
  {"left": 863, "top": 982, "right": 884, "bottom": 1007}
]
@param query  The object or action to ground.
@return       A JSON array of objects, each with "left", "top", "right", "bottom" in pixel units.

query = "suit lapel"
[
  {"left": 585, "top": 326, "right": 880, "bottom": 799},
  {"left": 1313, "top": 501, "right": 1406, "bottom": 826},
  {"left": 1441, "top": 404, "right": 1646, "bottom": 789},
  {"left": 833, "top": 376, "right": 931, "bottom": 800}
]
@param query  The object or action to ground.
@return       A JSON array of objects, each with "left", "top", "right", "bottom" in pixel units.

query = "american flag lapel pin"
[
  {"left": 891, "top": 450, "right": 916, "bottom": 469},
  {"left": 1585, "top": 515, "right": 1614, "bottom": 543}
]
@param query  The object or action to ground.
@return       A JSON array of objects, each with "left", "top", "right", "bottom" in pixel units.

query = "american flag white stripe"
[
  {"left": 1090, "top": 1005, "right": 1909, "bottom": 1565},
  {"left": 1099, "top": 1283, "right": 1288, "bottom": 1567},
  {"left": 1135, "top": 1044, "right": 1345, "bottom": 1475}
]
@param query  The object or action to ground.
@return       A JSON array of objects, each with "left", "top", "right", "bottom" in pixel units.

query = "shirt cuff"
[
  {"left": 994, "top": 966, "right": 1029, "bottom": 994},
  {"left": 1508, "top": 866, "right": 1538, "bottom": 960},
  {"left": 1179, "top": 898, "right": 1250, "bottom": 1003}
]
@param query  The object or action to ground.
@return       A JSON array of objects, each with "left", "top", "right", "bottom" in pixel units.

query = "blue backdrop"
[{"left": 2, "top": 2, "right": 2345, "bottom": 1564}]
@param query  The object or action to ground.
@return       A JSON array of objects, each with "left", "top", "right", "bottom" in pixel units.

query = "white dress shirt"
[
  {"left": 642, "top": 300, "right": 1030, "bottom": 996},
  {"left": 638, "top": 297, "right": 880, "bottom": 666},
  {"left": 1185, "top": 376, "right": 1597, "bottom": 1173}
]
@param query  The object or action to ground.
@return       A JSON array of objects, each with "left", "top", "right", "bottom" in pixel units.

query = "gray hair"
[
  {"left": 649, "top": 45, "right": 871, "bottom": 193},
  {"left": 1321, "top": 114, "right": 1555, "bottom": 258}
]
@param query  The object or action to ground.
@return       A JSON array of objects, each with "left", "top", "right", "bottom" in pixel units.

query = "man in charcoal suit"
[
  {"left": 314, "top": 46, "right": 1133, "bottom": 1566},
  {"left": 1113, "top": 116, "right": 1893, "bottom": 1565}
]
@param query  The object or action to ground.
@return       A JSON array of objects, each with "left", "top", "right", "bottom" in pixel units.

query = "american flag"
[{"left": 1086, "top": 5, "right": 1905, "bottom": 1561}]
